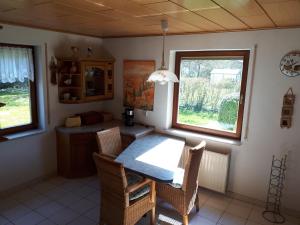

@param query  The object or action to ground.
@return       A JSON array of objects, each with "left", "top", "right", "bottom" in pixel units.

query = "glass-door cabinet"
[{"left": 58, "top": 58, "right": 114, "bottom": 103}]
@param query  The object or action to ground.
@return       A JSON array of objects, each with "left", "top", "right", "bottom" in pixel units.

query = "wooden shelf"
[
  {"left": 58, "top": 58, "right": 114, "bottom": 104},
  {"left": 60, "top": 73, "right": 81, "bottom": 76},
  {"left": 60, "top": 99, "right": 82, "bottom": 104},
  {"left": 59, "top": 86, "right": 81, "bottom": 89}
]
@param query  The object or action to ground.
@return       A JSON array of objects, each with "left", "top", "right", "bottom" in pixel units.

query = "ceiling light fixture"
[{"left": 147, "top": 20, "right": 179, "bottom": 85}]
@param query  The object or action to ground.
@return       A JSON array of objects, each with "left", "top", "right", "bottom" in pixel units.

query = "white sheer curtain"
[{"left": 0, "top": 46, "right": 34, "bottom": 83}]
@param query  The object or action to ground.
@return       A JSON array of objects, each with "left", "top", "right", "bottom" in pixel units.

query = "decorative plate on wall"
[{"left": 280, "top": 51, "right": 300, "bottom": 77}]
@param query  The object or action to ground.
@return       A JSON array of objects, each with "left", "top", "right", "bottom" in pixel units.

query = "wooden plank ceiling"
[{"left": 0, "top": 0, "right": 299, "bottom": 37}]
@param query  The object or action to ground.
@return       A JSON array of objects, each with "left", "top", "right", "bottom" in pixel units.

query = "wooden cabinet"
[
  {"left": 56, "top": 131, "right": 98, "bottom": 178},
  {"left": 56, "top": 130, "right": 135, "bottom": 178},
  {"left": 58, "top": 58, "right": 114, "bottom": 104},
  {"left": 121, "top": 134, "right": 135, "bottom": 150}
]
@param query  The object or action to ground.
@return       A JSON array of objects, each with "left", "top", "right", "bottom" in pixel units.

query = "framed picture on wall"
[{"left": 123, "top": 60, "right": 155, "bottom": 111}]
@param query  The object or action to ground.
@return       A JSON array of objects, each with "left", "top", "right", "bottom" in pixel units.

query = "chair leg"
[
  {"left": 150, "top": 207, "right": 156, "bottom": 225},
  {"left": 183, "top": 215, "right": 189, "bottom": 225},
  {"left": 196, "top": 193, "right": 200, "bottom": 212}
]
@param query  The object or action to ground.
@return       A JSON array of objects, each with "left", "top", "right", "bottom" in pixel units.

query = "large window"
[
  {"left": 0, "top": 44, "right": 38, "bottom": 136},
  {"left": 172, "top": 50, "right": 249, "bottom": 140}
]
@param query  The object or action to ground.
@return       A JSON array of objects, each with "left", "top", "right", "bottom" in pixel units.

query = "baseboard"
[
  {"left": 227, "top": 191, "right": 265, "bottom": 207},
  {"left": 0, "top": 171, "right": 57, "bottom": 198},
  {"left": 227, "top": 191, "right": 300, "bottom": 219}
]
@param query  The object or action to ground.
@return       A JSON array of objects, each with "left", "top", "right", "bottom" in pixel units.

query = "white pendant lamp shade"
[
  {"left": 147, "top": 20, "right": 179, "bottom": 85},
  {"left": 148, "top": 67, "right": 179, "bottom": 85}
]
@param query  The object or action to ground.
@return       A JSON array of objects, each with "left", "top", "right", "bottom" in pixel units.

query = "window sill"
[
  {"left": 163, "top": 128, "right": 242, "bottom": 146},
  {"left": 1, "top": 128, "right": 46, "bottom": 142}
]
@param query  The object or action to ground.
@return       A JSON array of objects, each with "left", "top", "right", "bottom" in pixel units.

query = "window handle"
[{"left": 240, "top": 95, "right": 244, "bottom": 105}]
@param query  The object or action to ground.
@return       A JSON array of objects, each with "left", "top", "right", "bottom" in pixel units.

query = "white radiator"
[
  {"left": 198, "top": 150, "right": 230, "bottom": 193},
  {"left": 179, "top": 146, "right": 230, "bottom": 193}
]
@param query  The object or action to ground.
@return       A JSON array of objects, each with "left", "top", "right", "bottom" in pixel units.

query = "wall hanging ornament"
[
  {"left": 279, "top": 51, "right": 300, "bottom": 77},
  {"left": 280, "top": 88, "right": 295, "bottom": 128}
]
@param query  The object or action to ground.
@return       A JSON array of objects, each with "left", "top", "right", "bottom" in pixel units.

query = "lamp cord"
[{"left": 161, "top": 30, "right": 166, "bottom": 69}]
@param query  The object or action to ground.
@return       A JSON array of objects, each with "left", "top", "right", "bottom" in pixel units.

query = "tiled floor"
[{"left": 0, "top": 176, "right": 299, "bottom": 225}]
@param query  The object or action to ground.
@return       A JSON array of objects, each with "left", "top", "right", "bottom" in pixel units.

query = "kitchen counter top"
[{"left": 56, "top": 120, "right": 154, "bottom": 138}]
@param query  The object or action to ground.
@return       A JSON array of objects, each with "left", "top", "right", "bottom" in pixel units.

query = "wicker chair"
[
  {"left": 93, "top": 153, "right": 156, "bottom": 225},
  {"left": 157, "top": 141, "right": 206, "bottom": 225},
  {"left": 96, "top": 127, "right": 122, "bottom": 158}
]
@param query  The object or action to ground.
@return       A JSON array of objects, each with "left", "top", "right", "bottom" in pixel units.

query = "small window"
[
  {"left": 0, "top": 44, "right": 38, "bottom": 136},
  {"left": 172, "top": 50, "right": 250, "bottom": 140}
]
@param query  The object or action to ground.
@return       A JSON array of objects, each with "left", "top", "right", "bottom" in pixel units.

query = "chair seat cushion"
[
  {"left": 127, "top": 173, "right": 150, "bottom": 201},
  {"left": 169, "top": 167, "right": 185, "bottom": 189}
]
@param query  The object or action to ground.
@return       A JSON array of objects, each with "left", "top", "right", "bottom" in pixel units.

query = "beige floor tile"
[
  {"left": 219, "top": 212, "right": 246, "bottom": 225},
  {"left": 48, "top": 208, "right": 79, "bottom": 225},
  {"left": 83, "top": 206, "right": 100, "bottom": 222},
  {"left": 85, "top": 179, "right": 100, "bottom": 190},
  {"left": 14, "top": 211, "right": 45, "bottom": 225},
  {"left": 198, "top": 205, "right": 224, "bottom": 223},
  {"left": 56, "top": 193, "right": 82, "bottom": 207},
  {"left": 22, "top": 195, "right": 50, "bottom": 210},
  {"left": 0, "top": 215, "right": 10, "bottom": 225},
  {"left": 31, "top": 182, "right": 56, "bottom": 194},
  {"left": 245, "top": 221, "right": 262, "bottom": 225},
  {"left": 43, "top": 187, "right": 68, "bottom": 200},
  {"left": 1, "top": 204, "right": 31, "bottom": 222},
  {"left": 85, "top": 191, "right": 100, "bottom": 204},
  {"left": 68, "top": 215, "right": 97, "bottom": 225},
  {"left": 248, "top": 206, "right": 274, "bottom": 225},
  {"left": 34, "top": 201, "right": 64, "bottom": 218},
  {"left": 70, "top": 185, "right": 95, "bottom": 198},
  {"left": 37, "top": 220, "right": 56, "bottom": 225},
  {"left": 226, "top": 199, "right": 253, "bottom": 219},
  {"left": 206, "top": 194, "right": 232, "bottom": 211},
  {"left": 60, "top": 181, "right": 85, "bottom": 192},
  {"left": 284, "top": 215, "right": 300, "bottom": 225},
  {"left": 197, "top": 190, "right": 211, "bottom": 208},
  {"left": 68, "top": 198, "right": 96, "bottom": 214},
  {"left": 190, "top": 215, "right": 216, "bottom": 225}
]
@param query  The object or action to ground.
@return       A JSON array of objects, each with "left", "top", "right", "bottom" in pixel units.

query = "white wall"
[
  {"left": 103, "top": 28, "right": 300, "bottom": 212},
  {"left": 0, "top": 25, "right": 106, "bottom": 191}
]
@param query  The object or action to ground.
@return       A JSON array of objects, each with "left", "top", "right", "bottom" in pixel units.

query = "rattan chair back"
[
  {"left": 93, "top": 153, "right": 156, "bottom": 225},
  {"left": 182, "top": 141, "right": 205, "bottom": 213},
  {"left": 96, "top": 126, "right": 122, "bottom": 157},
  {"left": 182, "top": 141, "right": 205, "bottom": 192},
  {"left": 93, "top": 153, "right": 128, "bottom": 224}
]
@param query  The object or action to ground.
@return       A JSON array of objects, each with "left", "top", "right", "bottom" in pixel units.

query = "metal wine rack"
[{"left": 262, "top": 155, "right": 287, "bottom": 224}]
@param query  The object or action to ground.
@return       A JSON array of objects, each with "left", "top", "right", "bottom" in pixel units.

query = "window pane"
[
  {"left": 0, "top": 79, "right": 32, "bottom": 129},
  {"left": 177, "top": 58, "right": 244, "bottom": 133}
]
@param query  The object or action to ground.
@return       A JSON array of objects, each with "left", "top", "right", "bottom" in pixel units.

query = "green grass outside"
[
  {"left": 178, "top": 108, "right": 236, "bottom": 132},
  {"left": 0, "top": 88, "right": 31, "bottom": 129},
  {"left": 178, "top": 109, "right": 218, "bottom": 126}
]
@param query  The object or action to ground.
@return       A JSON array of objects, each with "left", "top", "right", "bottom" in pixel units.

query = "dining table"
[{"left": 115, "top": 133, "right": 185, "bottom": 183}]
